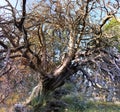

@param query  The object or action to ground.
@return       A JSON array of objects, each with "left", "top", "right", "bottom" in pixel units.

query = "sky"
[
  {"left": 0, "top": 0, "right": 35, "bottom": 10},
  {"left": 0, "top": 0, "right": 37, "bottom": 16},
  {"left": 0, "top": 0, "right": 119, "bottom": 19},
  {"left": 1, "top": 0, "right": 21, "bottom": 9}
]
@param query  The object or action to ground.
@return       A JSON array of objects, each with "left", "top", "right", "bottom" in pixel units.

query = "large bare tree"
[{"left": 0, "top": 0, "right": 120, "bottom": 111}]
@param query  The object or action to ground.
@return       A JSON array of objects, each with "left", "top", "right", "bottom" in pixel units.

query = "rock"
[
  {"left": 14, "top": 103, "right": 33, "bottom": 112},
  {"left": 14, "top": 104, "right": 26, "bottom": 112}
]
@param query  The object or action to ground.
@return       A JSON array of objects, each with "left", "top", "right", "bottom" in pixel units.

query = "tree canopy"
[{"left": 0, "top": 0, "right": 120, "bottom": 111}]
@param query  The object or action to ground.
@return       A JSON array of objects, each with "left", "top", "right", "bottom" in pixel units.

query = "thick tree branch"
[
  {"left": 15, "top": 0, "right": 26, "bottom": 31},
  {"left": 0, "top": 40, "right": 8, "bottom": 49},
  {"left": 100, "top": 15, "right": 113, "bottom": 28},
  {"left": 53, "top": 31, "right": 76, "bottom": 76}
]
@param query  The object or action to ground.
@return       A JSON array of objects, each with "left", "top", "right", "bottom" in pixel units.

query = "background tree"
[
  {"left": 0, "top": 0, "right": 120, "bottom": 111},
  {"left": 103, "top": 18, "right": 120, "bottom": 51}
]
